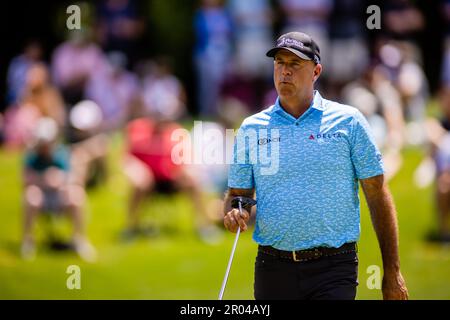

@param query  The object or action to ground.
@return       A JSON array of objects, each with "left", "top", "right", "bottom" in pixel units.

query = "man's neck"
[{"left": 279, "top": 91, "right": 314, "bottom": 119}]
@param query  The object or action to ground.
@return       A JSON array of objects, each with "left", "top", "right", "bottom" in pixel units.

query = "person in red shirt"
[{"left": 123, "top": 117, "right": 222, "bottom": 243}]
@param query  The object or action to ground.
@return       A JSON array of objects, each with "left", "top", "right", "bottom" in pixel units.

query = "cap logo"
[{"left": 277, "top": 38, "right": 305, "bottom": 50}]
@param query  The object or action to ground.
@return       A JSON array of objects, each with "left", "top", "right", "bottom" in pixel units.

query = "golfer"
[{"left": 223, "top": 32, "right": 409, "bottom": 300}]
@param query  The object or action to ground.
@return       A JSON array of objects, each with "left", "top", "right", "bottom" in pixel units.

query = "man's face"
[{"left": 273, "top": 50, "right": 320, "bottom": 100}]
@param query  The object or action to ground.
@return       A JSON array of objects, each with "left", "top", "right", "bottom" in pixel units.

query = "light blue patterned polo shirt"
[{"left": 228, "top": 91, "right": 384, "bottom": 251}]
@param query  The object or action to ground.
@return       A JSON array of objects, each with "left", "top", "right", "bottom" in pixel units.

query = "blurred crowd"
[{"left": 1, "top": 0, "right": 450, "bottom": 261}]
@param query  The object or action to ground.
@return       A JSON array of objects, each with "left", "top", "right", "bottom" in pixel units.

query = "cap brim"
[{"left": 266, "top": 47, "right": 312, "bottom": 61}]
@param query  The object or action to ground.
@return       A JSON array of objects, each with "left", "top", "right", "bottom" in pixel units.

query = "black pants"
[{"left": 254, "top": 248, "right": 359, "bottom": 300}]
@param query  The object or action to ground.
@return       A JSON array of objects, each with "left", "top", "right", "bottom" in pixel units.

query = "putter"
[{"left": 218, "top": 196, "right": 257, "bottom": 300}]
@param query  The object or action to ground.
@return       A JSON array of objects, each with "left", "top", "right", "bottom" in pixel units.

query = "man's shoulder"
[
  {"left": 323, "top": 97, "right": 360, "bottom": 115},
  {"left": 322, "top": 97, "right": 363, "bottom": 122},
  {"left": 239, "top": 105, "right": 277, "bottom": 129}
]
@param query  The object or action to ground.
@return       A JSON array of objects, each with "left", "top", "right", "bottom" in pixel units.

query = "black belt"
[{"left": 258, "top": 242, "right": 357, "bottom": 262}]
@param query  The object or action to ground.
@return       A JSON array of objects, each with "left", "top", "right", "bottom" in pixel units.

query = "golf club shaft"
[{"left": 218, "top": 202, "right": 244, "bottom": 300}]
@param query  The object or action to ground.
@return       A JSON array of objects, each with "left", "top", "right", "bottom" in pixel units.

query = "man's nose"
[{"left": 281, "top": 65, "right": 292, "bottom": 76}]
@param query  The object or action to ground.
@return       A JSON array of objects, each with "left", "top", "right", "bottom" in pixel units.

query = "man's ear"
[{"left": 313, "top": 64, "right": 322, "bottom": 83}]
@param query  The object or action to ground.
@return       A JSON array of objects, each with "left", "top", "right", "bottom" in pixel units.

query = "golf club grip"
[{"left": 231, "top": 196, "right": 256, "bottom": 215}]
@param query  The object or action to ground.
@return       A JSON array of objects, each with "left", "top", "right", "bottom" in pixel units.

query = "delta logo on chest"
[{"left": 308, "top": 132, "right": 343, "bottom": 140}]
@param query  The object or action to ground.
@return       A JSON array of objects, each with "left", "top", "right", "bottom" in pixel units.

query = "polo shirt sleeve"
[
  {"left": 350, "top": 110, "right": 385, "bottom": 180},
  {"left": 228, "top": 124, "right": 255, "bottom": 189}
]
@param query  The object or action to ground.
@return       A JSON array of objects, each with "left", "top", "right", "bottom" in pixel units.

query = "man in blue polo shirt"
[{"left": 223, "top": 32, "right": 409, "bottom": 300}]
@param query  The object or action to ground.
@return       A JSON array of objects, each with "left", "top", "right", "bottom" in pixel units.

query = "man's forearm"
[
  {"left": 361, "top": 175, "right": 408, "bottom": 299},
  {"left": 366, "top": 186, "right": 401, "bottom": 273},
  {"left": 361, "top": 175, "right": 401, "bottom": 274}
]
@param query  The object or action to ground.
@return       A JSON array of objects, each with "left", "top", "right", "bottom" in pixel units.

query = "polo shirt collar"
[{"left": 273, "top": 90, "right": 325, "bottom": 119}]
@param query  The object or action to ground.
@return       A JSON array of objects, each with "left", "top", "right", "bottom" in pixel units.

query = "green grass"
[{"left": 0, "top": 135, "right": 449, "bottom": 300}]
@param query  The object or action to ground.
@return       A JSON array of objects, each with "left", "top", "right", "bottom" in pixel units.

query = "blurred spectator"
[
  {"left": 3, "top": 102, "right": 40, "bottom": 150},
  {"left": 68, "top": 100, "right": 109, "bottom": 189},
  {"left": 328, "top": 0, "right": 369, "bottom": 99},
  {"left": 4, "top": 63, "right": 66, "bottom": 148},
  {"left": 86, "top": 51, "right": 141, "bottom": 131},
  {"left": 383, "top": 0, "right": 425, "bottom": 39},
  {"left": 124, "top": 60, "right": 222, "bottom": 241},
  {"left": 222, "top": 0, "right": 274, "bottom": 112},
  {"left": 96, "top": 0, "right": 145, "bottom": 66},
  {"left": 21, "top": 63, "right": 66, "bottom": 127},
  {"left": 51, "top": 30, "right": 107, "bottom": 106},
  {"left": 141, "top": 57, "right": 187, "bottom": 121},
  {"left": 278, "top": 0, "right": 333, "bottom": 75},
  {"left": 194, "top": 0, "right": 233, "bottom": 117},
  {"left": 6, "top": 40, "right": 43, "bottom": 105},
  {"left": 424, "top": 86, "right": 450, "bottom": 241},
  {"left": 52, "top": 30, "right": 112, "bottom": 189},
  {"left": 217, "top": 66, "right": 254, "bottom": 114},
  {"left": 21, "top": 118, "right": 96, "bottom": 261},
  {"left": 342, "top": 64, "right": 406, "bottom": 181},
  {"left": 227, "top": 0, "right": 273, "bottom": 87},
  {"left": 123, "top": 117, "right": 223, "bottom": 243},
  {"left": 382, "top": 0, "right": 425, "bottom": 63},
  {"left": 377, "top": 40, "right": 429, "bottom": 145}
]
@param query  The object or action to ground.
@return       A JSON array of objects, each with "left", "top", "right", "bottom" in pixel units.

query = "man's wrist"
[{"left": 383, "top": 265, "right": 401, "bottom": 276}]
